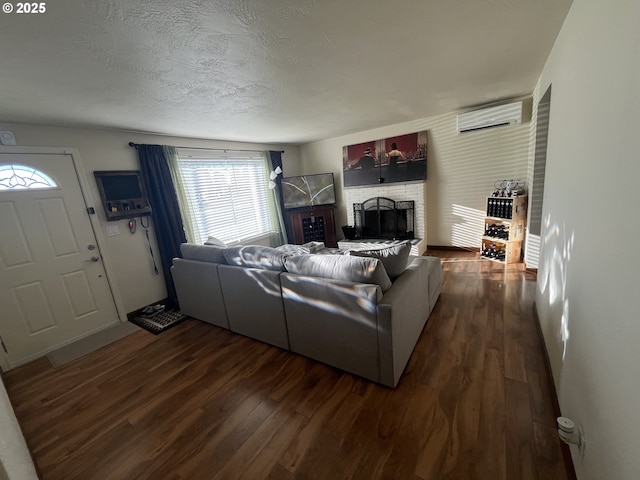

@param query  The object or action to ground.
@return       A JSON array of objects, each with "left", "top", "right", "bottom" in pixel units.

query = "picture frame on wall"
[{"left": 342, "top": 130, "right": 428, "bottom": 187}]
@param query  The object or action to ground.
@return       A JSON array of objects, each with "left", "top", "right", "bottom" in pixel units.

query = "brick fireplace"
[
  {"left": 342, "top": 182, "right": 426, "bottom": 255},
  {"left": 353, "top": 197, "right": 415, "bottom": 239}
]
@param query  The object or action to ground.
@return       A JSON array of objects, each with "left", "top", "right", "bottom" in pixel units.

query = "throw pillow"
[
  {"left": 204, "top": 236, "right": 227, "bottom": 247},
  {"left": 180, "top": 243, "right": 226, "bottom": 264},
  {"left": 223, "top": 245, "right": 289, "bottom": 271},
  {"left": 284, "top": 254, "right": 392, "bottom": 292},
  {"left": 349, "top": 241, "right": 411, "bottom": 279}
]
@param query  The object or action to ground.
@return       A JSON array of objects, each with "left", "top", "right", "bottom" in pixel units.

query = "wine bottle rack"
[
  {"left": 287, "top": 206, "right": 337, "bottom": 248},
  {"left": 481, "top": 238, "right": 522, "bottom": 264},
  {"left": 301, "top": 216, "right": 325, "bottom": 243},
  {"left": 486, "top": 196, "right": 527, "bottom": 220},
  {"left": 481, "top": 196, "right": 527, "bottom": 264}
]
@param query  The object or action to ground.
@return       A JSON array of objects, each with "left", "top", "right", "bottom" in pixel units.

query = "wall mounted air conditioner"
[{"left": 456, "top": 101, "right": 523, "bottom": 133}]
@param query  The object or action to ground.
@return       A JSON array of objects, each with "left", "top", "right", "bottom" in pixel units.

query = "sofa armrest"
[
  {"left": 377, "top": 256, "right": 433, "bottom": 387},
  {"left": 422, "top": 256, "right": 442, "bottom": 314},
  {"left": 171, "top": 258, "right": 229, "bottom": 329}
]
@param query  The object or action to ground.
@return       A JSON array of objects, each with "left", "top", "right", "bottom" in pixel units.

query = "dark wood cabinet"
[{"left": 287, "top": 206, "right": 337, "bottom": 248}]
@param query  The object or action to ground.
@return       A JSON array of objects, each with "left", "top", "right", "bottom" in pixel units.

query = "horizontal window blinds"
[{"left": 177, "top": 157, "right": 273, "bottom": 245}]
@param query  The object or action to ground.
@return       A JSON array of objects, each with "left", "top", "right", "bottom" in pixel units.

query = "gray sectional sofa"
[{"left": 171, "top": 242, "right": 441, "bottom": 387}]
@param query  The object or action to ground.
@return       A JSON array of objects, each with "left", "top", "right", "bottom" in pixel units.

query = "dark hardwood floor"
[{"left": 3, "top": 249, "right": 575, "bottom": 480}]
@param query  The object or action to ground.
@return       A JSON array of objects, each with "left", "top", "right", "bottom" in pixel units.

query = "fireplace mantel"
[
  {"left": 338, "top": 196, "right": 423, "bottom": 255},
  {"left": 337, "top": 238, "right": 423, "bottom": 256}
]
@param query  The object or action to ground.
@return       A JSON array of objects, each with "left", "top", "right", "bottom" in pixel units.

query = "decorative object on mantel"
[
  {"left": 342, "top": 225, "right": 358, "bottom": 240},
  {"left": 343, "top": 130, "right": 428, "bottom": 187}
]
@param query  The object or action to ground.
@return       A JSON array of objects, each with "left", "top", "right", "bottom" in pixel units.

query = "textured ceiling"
[{"left": 0, "top": 0, "right": 572, "bottom": 143}]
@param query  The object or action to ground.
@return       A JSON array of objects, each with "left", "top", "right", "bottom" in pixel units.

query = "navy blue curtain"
[
  {"left": 136, "top": 144, "right": 187, "bottom": 307},
  {"left": 268, "top": 150, "right": 292, "bottom": 242}
]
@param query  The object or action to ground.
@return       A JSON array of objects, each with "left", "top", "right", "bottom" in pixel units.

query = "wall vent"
[{"left": 456, "top": 101, "right": 523, "bottom": 133}]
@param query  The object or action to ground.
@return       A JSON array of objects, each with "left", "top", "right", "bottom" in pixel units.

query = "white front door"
[{"left": 0, "top": 153, "right": 120, "bottom": 367}]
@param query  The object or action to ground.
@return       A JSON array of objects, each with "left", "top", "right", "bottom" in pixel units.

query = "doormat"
[{"left": 130, "top": 310, "right": 188, "bottom": 335}]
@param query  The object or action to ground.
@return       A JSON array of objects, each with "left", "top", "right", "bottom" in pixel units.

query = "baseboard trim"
[
  {"left": 426, "top": 245, "right": 479, "bottom": 252},
  {"left": 531, "top": 302, "right": 578, "bottom": 480}
]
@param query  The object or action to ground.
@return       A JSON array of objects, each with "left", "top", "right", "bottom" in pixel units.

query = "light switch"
[{"left": 106, "top": 225, "right": 120, "bottom": 236}]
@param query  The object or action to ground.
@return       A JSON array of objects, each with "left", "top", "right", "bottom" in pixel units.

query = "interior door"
[{"left": 0, "top": 153, "right": 119, "bottom": 367}]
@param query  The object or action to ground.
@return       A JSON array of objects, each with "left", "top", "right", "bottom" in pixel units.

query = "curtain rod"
[{"left": 128, "top": 142, "right": 284, "bottom": 154}]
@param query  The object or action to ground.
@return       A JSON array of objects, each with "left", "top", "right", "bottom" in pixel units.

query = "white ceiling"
[{"left": 0, "top": 0, "right": 572, "bottom": 144}]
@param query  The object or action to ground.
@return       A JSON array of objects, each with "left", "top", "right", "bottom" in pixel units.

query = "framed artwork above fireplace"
[{"left": 342, "top": 130, "right": 428, "bottom": 187}]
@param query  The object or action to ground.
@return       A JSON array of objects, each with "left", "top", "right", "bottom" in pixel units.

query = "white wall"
[
  {"left": 0, "top": 122, "right": 299, "bottom": 312},
  {"left": 533, "top": 1, "right": 640, "bottom": 478},
  {"left": 300, "top": 111, "right": 530, "bottom": 249}
]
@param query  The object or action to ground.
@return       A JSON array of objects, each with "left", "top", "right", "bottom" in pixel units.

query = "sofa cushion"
[
  {"left": 284, "top": 254, "right": 392, "bottom": 292},
  {"left": 223, "top": 245, "right": 288, "bottom": 271},
  {"left": 349, "top": 241, "right": 412, "bottom": 279},
  {"left": 180, "top": 243, "right": 227, "bottom": 263},
  {"left": 180, "top": 243, "right": 226, "bottom": 264}
]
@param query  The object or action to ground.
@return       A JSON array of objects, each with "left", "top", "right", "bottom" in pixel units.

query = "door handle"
[{"left": 84, "top": 256, "right": 100, "bottom": 263}]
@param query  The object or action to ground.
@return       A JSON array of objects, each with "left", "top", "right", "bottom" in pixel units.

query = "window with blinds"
[{"left": 176, "top": 154, "right": 274, "bottom": 245}]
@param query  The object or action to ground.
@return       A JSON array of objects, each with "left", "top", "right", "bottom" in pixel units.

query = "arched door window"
[{"left": 0, "top": 164, "right": 58, "bottom": 190}]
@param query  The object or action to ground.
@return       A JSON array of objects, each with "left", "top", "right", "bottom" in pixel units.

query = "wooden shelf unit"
[
  {"left": 480, "top": 196, "right": 527, "bottom": 264},
  {"left": 287, "top": 205, "right": 337, "bottom": 248}
]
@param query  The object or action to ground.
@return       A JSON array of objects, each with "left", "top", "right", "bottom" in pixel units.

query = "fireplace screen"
[{"left": 353, "top": 197, "right": 414, "bottom": 239}]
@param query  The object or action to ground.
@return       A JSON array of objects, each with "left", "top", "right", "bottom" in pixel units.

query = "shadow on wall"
[
  {"left": 537, "top": 213, "right": 575, "bottom": 388},
  {"left": 451, "top": 204, "right": 485, "bottom": 248}
]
